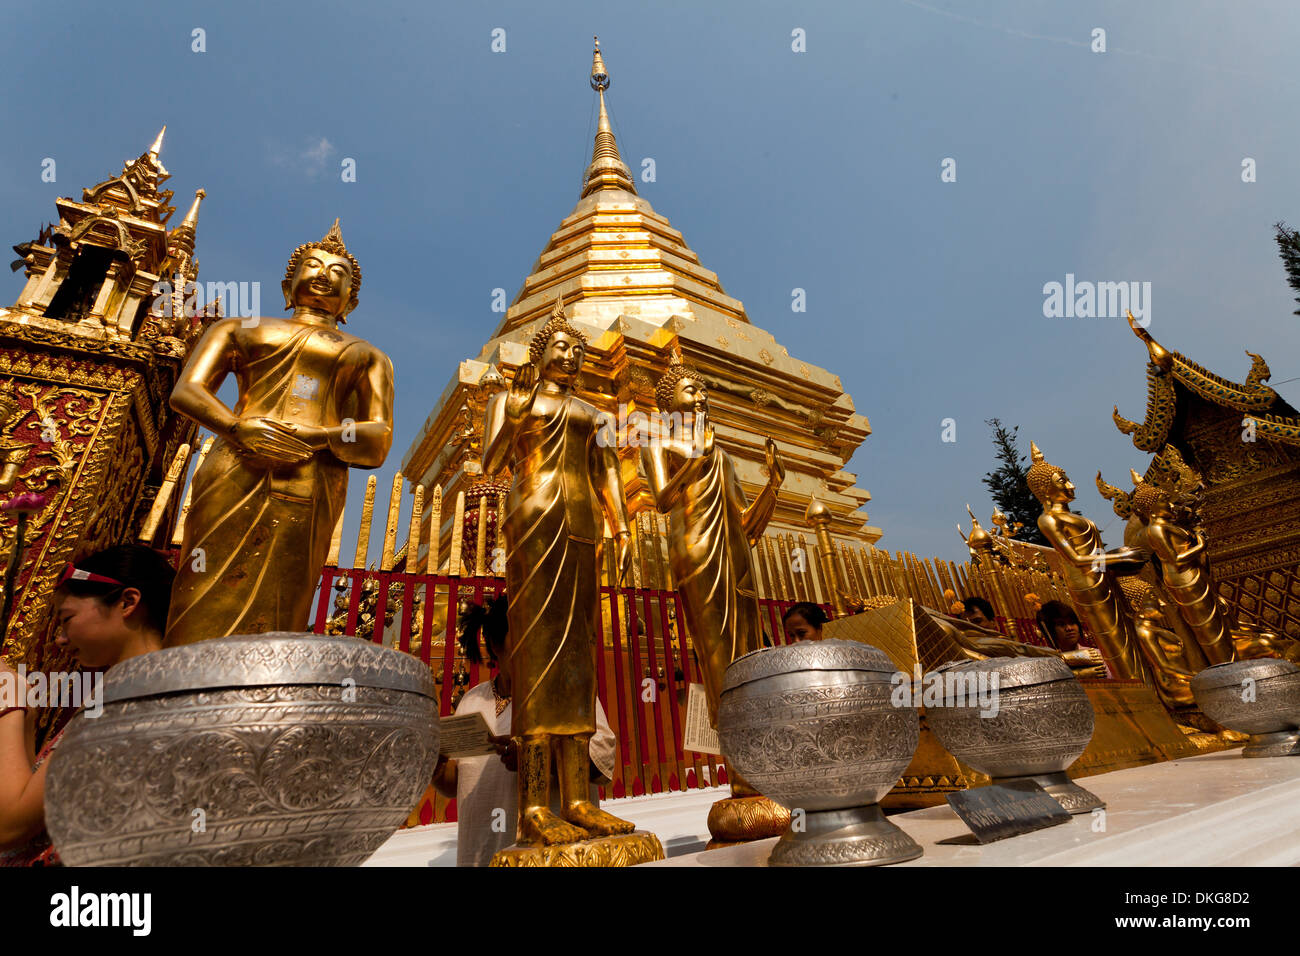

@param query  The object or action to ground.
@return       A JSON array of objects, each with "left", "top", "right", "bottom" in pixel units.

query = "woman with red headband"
[{"left": 0, "top": 544, "right": 174, "bottom": 866}]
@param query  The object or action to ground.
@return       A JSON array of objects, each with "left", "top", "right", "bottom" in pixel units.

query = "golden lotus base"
[
  {"left": 706, "top": 795, "right": 790, "bottom": 845},
  {"left": 488, "top": 830, "right": 665, "bottom": 867}
]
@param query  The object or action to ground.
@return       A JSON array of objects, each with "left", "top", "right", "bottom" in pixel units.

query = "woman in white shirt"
[{"left": 432, "top": 595, "right": 618, "bottom": 866}]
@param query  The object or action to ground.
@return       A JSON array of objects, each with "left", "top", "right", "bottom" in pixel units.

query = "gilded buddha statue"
[
  {"left": 641, "top": 355, "right": 790, "bottom": 840},
  {"left": 640, "top": 356, "right": 783, "bottom": 728},
  {"left": 1028, "top": 441, "right": 1150, "bottom": 681},
  {"left": 481, "top": 295, "right": 639, "bottom": 850},
  {"left": 164, "top": 221, "right": 394, "bottom": 645},
  {"left": 1127, "top": 470, "right": 1235, "bottom": 665}
]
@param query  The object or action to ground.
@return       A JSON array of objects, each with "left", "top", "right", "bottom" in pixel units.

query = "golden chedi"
[
  {"left": 641, "top": 354, "right": 790, "bottom": 845},
  {"left": 165, "top": 220, "right": 395, "bottom": 644},
  {"left": 482, "top": 295, "right": 661, "bottom": 866}
]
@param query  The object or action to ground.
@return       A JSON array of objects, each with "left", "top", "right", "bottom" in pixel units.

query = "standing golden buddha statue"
[
  {"left": 164, "top": 221, "right": 394, "bottom": 645},
  {"left": 481, "top": 296, "right": 660, "bottom": 865},
  {"left": 641, "top": 355, "right": 790, "bottom": 844},
  {"left": 1028, "top": 441, "right": 1150, "bottom": 682}
]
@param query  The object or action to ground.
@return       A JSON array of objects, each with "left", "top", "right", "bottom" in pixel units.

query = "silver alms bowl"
[
  {"left": 717, "top": 639, "right": 921, "bottom": 866},
  {"left": 924, "top": 656, "right": 1102, "bottom": 812},
  {"left": 44, "top": 633, "right": 439, "bottom": 866},
  {"left": 1191, "top": 659, "right": 1300, "bottom": 758}
]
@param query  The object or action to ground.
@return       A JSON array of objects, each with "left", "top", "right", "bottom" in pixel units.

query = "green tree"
[
  {"left": 1275, "top": 222, "right": 1300, "bottom": 316},
  {"left": 981, "top": 418, "right": 1048, "bottom": 546}
]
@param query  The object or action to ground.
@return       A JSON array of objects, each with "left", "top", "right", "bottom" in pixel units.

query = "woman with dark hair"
[
  {"left": 782, "top": 602, "right": 828, "bottom": 643},
  {"left": 432, "top": 592, "right": 618, "bottom": 866},
  {"left": 1036, "top": 600, "right": 1083, "bottom": 651},
  {"left": 0, "top": 544, "right": 174, "bottom": 866},
  {"left": 1037, "top": 599, "right": 1107, "bottom": 678}
]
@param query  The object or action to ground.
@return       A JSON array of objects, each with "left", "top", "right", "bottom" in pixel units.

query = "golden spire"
[
  {"left": 149, "top": 126, "right": 166, "bottom": 160},
  {"left": 166, "top": 188, "right": 205, "bottom": 263},
  {"left": 582, "top": 36, "right": 636, "bottom": 198},
  {"left": 180, "top": 188, "right": 205, "bottom": 229},
  {"left": 1029, "top": 440, "right": 1045, "bottom": 464}
]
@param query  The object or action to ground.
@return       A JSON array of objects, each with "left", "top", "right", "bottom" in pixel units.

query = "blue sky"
[{"left": 4, "top": 0, "right": 1300, "bottom": 563}]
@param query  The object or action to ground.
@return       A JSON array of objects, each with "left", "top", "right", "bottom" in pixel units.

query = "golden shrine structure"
[{"left": 0, "top": 129, "right": 215, "bottom": 674}]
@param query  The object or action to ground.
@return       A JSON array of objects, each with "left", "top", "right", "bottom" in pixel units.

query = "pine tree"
[
  {"left": 1275, "top": 221, "right": 1300, "bottom": 316},
  {"left": 981, "top": 418, "right": 1048, "bottom": 546}
]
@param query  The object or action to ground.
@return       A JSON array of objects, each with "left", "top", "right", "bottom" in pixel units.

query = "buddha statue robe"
[{"left": 165, "top": 317, "right": 393, "bottom": 644}]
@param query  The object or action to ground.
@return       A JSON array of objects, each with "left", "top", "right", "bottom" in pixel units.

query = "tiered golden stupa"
[
  {"left": 0, "top": 128, "right": 214, "bottom": 668},
  {"left": 1112, "top": 314, "right": 1300, "bottom": 637},
  {"left": 401, "top": 40, "right": 881, "bottom": 564}
]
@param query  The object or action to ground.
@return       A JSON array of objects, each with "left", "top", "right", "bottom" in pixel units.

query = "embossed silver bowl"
[
  {"left": 1191, "top": 659, "right": 1300, "bottom": 758},
  {"left": 924, "top": 657, "right": 1102, "bottom": 813},
  {"left": 44, "top": 633, "right": 439, "bottom": 866},
  {"left": 717, "top": 639, "right": 921, "bottom": 866}
]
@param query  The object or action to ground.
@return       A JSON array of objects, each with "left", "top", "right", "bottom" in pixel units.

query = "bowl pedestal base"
[
  {"left": 1243, "top": 729, "right": 1300, "bottom": 758},
  {"left": 768, "top": 804, "right": 922, "bottom": 867}
]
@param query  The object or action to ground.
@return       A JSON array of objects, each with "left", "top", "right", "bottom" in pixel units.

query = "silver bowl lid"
[
  {"left": 722, "top": 639, "right": 897, "bottom": 694},
  {"left": 102, "top": 632, "right": 436, "bottom": 703},
  {"left": 1190, "top": 658, "right": 1299, "bottom": 692},
  {"left": 932, "top": 655, "right": 1075, "bottom": 689}
]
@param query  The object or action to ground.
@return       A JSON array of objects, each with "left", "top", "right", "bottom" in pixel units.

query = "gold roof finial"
[
  {"left": 1127, "top": 310, "right": 1173, "bottom": 372},
  {"left": 149, "top": 126, "right": 166, "bottom": 159},
  {"left": 582, "top": 36, "right": 636, "bottom": 197}
]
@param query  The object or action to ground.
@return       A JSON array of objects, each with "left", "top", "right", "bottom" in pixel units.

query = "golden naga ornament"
[
  {"left": 1028, "top": 441, "right": 1150, "bottom": 681},
  {"left": 641, "top": 352, "right": 790, "bottom": 842},
  {"left": 481, "top": 293, "right": 650, "bottom": 860},
  {"left": 164, "top": 220, "right": 395, "bottom": 645}
]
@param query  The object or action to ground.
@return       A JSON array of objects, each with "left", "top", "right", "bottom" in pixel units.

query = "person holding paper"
[{"left": 432, "top": 595, "right": 618, "bottom": 866}]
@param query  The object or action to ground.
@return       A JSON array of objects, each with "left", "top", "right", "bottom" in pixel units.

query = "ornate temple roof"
[{"left": 1113, "top": 313, "right": 1300, "bottom": 450}]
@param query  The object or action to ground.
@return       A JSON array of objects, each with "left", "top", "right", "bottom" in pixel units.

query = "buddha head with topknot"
[
  {"left": 282, "top": 218, "right": 361, "bottom": 322},
  {"left": 1026, "top": 441, "right": 1075, "bottom": 506},
  {"left": 528, "top": 294, "right": 588, "bottom": 386},
  {"left": 655, "top": 349, "right": 708, "bottom": 419},
  {"left": 1128, "top": 469, "right": 1173, "bottom": 520}
]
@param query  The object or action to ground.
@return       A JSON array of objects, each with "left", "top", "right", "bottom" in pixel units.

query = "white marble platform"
[
  {"left": 367, "top": 749, "right": 1300, "bottom": 867},
  {"left": 646, "top": 749, "right": 1300, "bottom": 867}
]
